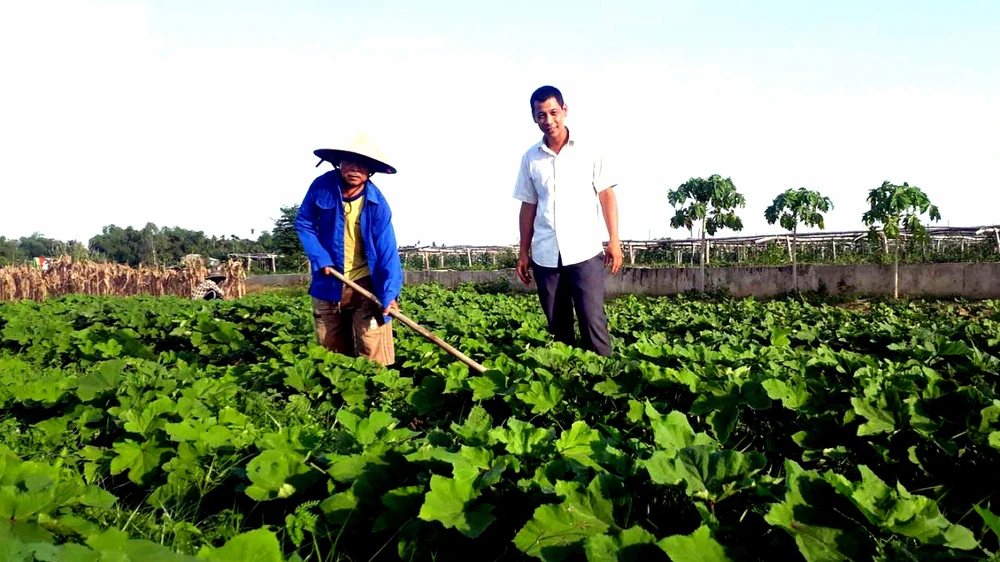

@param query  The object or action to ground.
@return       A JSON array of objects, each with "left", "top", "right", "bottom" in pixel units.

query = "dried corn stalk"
[{"left": 0, "top": 256, "right": 247, "bottom": 302}]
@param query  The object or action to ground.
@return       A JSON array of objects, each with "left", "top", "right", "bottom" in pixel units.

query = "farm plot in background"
[
  {"left": 0, "top": 256, "right": 246, "bottom": 301},
  {"left": 1, "top": 285, "right": 999, "bottom": 561}
]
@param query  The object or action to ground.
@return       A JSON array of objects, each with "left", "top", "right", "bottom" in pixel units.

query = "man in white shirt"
[{"left": 512, "top": 85, "right": 623, "bottom": 357}]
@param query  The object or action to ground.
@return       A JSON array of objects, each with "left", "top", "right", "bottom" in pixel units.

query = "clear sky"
[{"left": 1, "top": 0, "right": 997, "bottom": 246}]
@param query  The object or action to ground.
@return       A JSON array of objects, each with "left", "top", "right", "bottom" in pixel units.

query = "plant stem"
[
  {"left": 793, "top": 223, "right": 798, "bottom": 294},
  {"left": 894, "top": 236, "right": 900, "bottom": 300},
  {"left": 700, "top": 217, "right": 707, "bottom": 292}
]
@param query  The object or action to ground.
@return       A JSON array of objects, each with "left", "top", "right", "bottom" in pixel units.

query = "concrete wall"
[
  {"left": 249, "top": 273, "right": 311, "bottom": 287},
  {"left": 248, "top": 262, "right": 1000, "bottom": 299}
]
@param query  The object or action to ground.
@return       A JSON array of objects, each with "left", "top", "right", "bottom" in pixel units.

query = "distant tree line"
[{"left": 0, "top": 206, "right": 306, "bottom": 271}]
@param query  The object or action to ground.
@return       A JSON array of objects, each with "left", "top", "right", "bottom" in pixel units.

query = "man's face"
[
  {"left": 532, "top": 97, "right": 567, "bottom": 138},
  {"left": 339, "top": 158, "right": 370, "bottom": 189}
]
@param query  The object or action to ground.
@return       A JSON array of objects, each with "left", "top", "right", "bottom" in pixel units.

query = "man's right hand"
[
  {"left": 516, "top": 253, "right": 532, "bottom": 285},
  {"left": 321, "top": 266, "right": 335, "bottom": 276}
]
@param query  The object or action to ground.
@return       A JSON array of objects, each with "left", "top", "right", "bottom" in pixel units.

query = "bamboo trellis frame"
[{"left": 397, "top": 225, "right": 1000, "bottom": 270}]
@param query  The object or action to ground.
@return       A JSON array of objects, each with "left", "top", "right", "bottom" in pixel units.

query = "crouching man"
[{"left": 192, "top": 268, "right": 226, "bottom": 300}]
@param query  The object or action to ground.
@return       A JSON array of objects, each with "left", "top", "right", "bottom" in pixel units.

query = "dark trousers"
[{"left": 532, "top": 253, "right": 612, "bottom": 357}]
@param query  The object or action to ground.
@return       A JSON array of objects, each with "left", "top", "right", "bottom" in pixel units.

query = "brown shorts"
[{"left": 311, "top": 275, "right": 395, "bottom": 366}]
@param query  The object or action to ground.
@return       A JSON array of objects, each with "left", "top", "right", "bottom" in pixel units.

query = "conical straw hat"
[{"left": 313, "top": 132, "right": 397, "bottom": 174}]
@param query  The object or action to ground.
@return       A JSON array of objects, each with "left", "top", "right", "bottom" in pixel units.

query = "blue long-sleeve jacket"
[{"left": 295, "top": 171, "right": 403, "bottom": 324}]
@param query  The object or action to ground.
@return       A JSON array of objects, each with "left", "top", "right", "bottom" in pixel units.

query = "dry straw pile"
[{"left": 0, "top": 256, "right": 246, "bottom": 302}]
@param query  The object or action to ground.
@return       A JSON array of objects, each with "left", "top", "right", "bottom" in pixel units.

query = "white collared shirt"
[{"left": 512, "top": 131, "right": 615, "bottom": 268}]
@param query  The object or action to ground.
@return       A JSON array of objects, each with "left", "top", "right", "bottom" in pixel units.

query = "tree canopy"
[
  {"left": 668, "top": 174, "right": 746, "bottom": 236},
  {"left": 862, "top": 181, "right": 942, "bottom": 242},
  {"left": 764, "top": 188, "right": 833, "bottom": 233},
  {"left": 0, "top": 211, "right": 299, "bottom": 269}
]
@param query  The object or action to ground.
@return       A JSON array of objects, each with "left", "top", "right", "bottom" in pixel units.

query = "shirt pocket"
[
  {"left": 566, "top": 153, "right": 595, "bottom": 196},
  {"left": 529, "top": 160, "right": 556, "bottom": 212},
  {"left": 314, "top": 190, "right": 339, "bottom": 238}
]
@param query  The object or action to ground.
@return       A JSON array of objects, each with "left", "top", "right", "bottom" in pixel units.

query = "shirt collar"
[
  {"left": 536, "top": 127, "right": 576, "bottom": 155},
  {"left": 327, "top": 172, "right": 382, "bottom": 205}
]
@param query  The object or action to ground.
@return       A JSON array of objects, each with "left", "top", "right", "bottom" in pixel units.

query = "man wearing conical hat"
[
  {"left": 295, "top": 133, "right": 403, "bottom": 366},
  {"left": 191, "top": 267, "right": 227, "bottom": 300}
]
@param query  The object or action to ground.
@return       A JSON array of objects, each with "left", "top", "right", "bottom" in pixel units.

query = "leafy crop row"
[{"left": 1, "top": 286, "right": 999, "bottom": 561}]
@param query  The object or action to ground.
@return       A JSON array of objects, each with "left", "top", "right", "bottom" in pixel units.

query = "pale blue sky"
[{"left": 1, "top": 0, "right": 997, "bottom": 246}]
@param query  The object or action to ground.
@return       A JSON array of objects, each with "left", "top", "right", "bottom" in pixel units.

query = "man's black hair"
[{"left": 530, "top": 85, "right": 564, "bottom": 110}]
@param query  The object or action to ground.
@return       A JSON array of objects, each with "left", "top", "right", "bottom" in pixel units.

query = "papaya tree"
[
  {"left": 764, "top": 188, "right": 834, "bottom": 293},
  {"left": 861, "top": 180, "right": 941, "bottom": 299},
  {"left": 668, "top": 175, "right": 745, "bottom": 292}
]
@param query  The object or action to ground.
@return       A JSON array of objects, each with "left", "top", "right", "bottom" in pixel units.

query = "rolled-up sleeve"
[
  {"left": 512, "top": 153, "right": 537, "bottom": 204},
  {"left": 593, "top": 149, "right": 617, "bottom": 193}
]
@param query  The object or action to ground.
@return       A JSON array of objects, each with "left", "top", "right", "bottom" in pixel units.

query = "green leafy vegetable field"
[{"left": 2, "top": 284, "right": 1000, "bottom": 561}]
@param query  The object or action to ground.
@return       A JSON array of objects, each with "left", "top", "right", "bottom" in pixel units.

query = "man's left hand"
[
  {"left": 383, "top": 299, "right": 399, "bottom": 316},
  {"left": 605, "top": 240, "right": 623, "bottom": 274}
]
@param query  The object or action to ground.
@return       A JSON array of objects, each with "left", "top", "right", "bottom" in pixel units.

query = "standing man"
[
  {"left": 295, "top": 133, "right": 403, "bottom": 366},
  {"left": 512, "top": 85, "right": 623, "bottom": 357}
]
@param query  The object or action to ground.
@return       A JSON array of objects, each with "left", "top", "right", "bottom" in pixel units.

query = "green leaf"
[
  {"left": 469, "top": 370, "right": 509, "bottom": 401},
  {"left": 740, "top": 381, "right": 771, "bottom": 410},
  {"left": 583, "top": 534, "right": 618, "bottom": 561},
  {"left": 76, "top": 360, "right": 125, "bottom": 401},
  {"left": 691, "top": 394, "right": 739, "bottom": 443},
  {"left": 770, "top": 327, "right": 792, "bottom": 348},
  {"left": 443, "top": 361, "right": 470, "bottom": 393},
  {"left": 643, "top": 446, "right": 765, "bottom": 503},
  {"left": 626, "top": 400, "right": 644, "bottom": 424},
  {"left": 618, "top": 526, "right": 657, "bottom": 548},
  {"left": 761, "top": 379, "right": 810, "bottom": 410},
  {"left": 490, "top": 418, "right": 555, "bottom": 456},
  {"left": 417, "top": 474, "right": 495, "bottom": 538},
  {"left": 244, "top": 449, "right": 316, "bottom": 501},
  {"left": 79, "top": 485, "right": 117, "bottom": 509},
  {"left": 978, "top": 401, "right": 1000, "bottom": 433},
  {"left": 408, "top": 375, "right": 446, "bottom": 414},
  {"left": 513, "top": 479, "right": 615, "bottom": 562},
  {"left": 764, "top": 460, "right": 873, "bottom": 561},
  {"left": 77, "top": 527, "right": 196, "bottom": 561},
  {"left": 657, "top": 525, "right": 732, "bottom": 561},
  {"left": 827, "top": 465, "right": 977, "bottom": 550},
  {"left": 218, "top": 407, "right": 249, "bottom": 428},
  {"left": 49, "top": 513, "right": 102, "bottom": 538},
  {"left": 517, "top": 380, "right": 564, "bottom": 414},
  {"left": 555, "top": 421, "right": 604, "bottom": 472},
  {"left": 325, "top": 454, "right": 368, "bottom": 483},
  {"left": 197, "top": 528, "right": 282, "bottom": 561},
  {"left": 109, "top": 439, "right": 170, "bottom": 486},
  {"left": 850, "top": 397, "right": 896, "bottom": 436},
  {"left": 164, "top": 419, "right": 234, "bottom": 451},
  {"left": 355, "top": 411, "right": 396, "bottom": 446},
  {"left": 373, "top": 485, "right": 425, "bottom": 533},
  {"left": 164, "top": 419, "right": 206, "bottom": 443},
  {"left": 593, "top": 378, "right": 625, "bottom": 398},
  {"left": 584, "top": 526, "right": 658, "bottom": 562},
  {"left": 94, "top": 338, "right": 123, "bottom": 359},
  {"left": 319, "top": 489, "right": 358, "bottom": 525},
  {"left": 0, "top": 540, "right": 32, "bottom": 562},
  {"left": 975, "top": 505, "right": 1000, "bottom": 541},
  {"left": 382, "top": 485, "right": 426, "bottom": 514},
  {"left": 283, "top": 359, "right": 319, "bottom": 394},
  {"left": 650, "top": 411, "right": 715, "bottom": 456},
  {"left": 707, "top": 406, "right": 738, "bottom": 445},
  {"left": 451, "top": 405, "right": 493, "bottom": 447}
]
